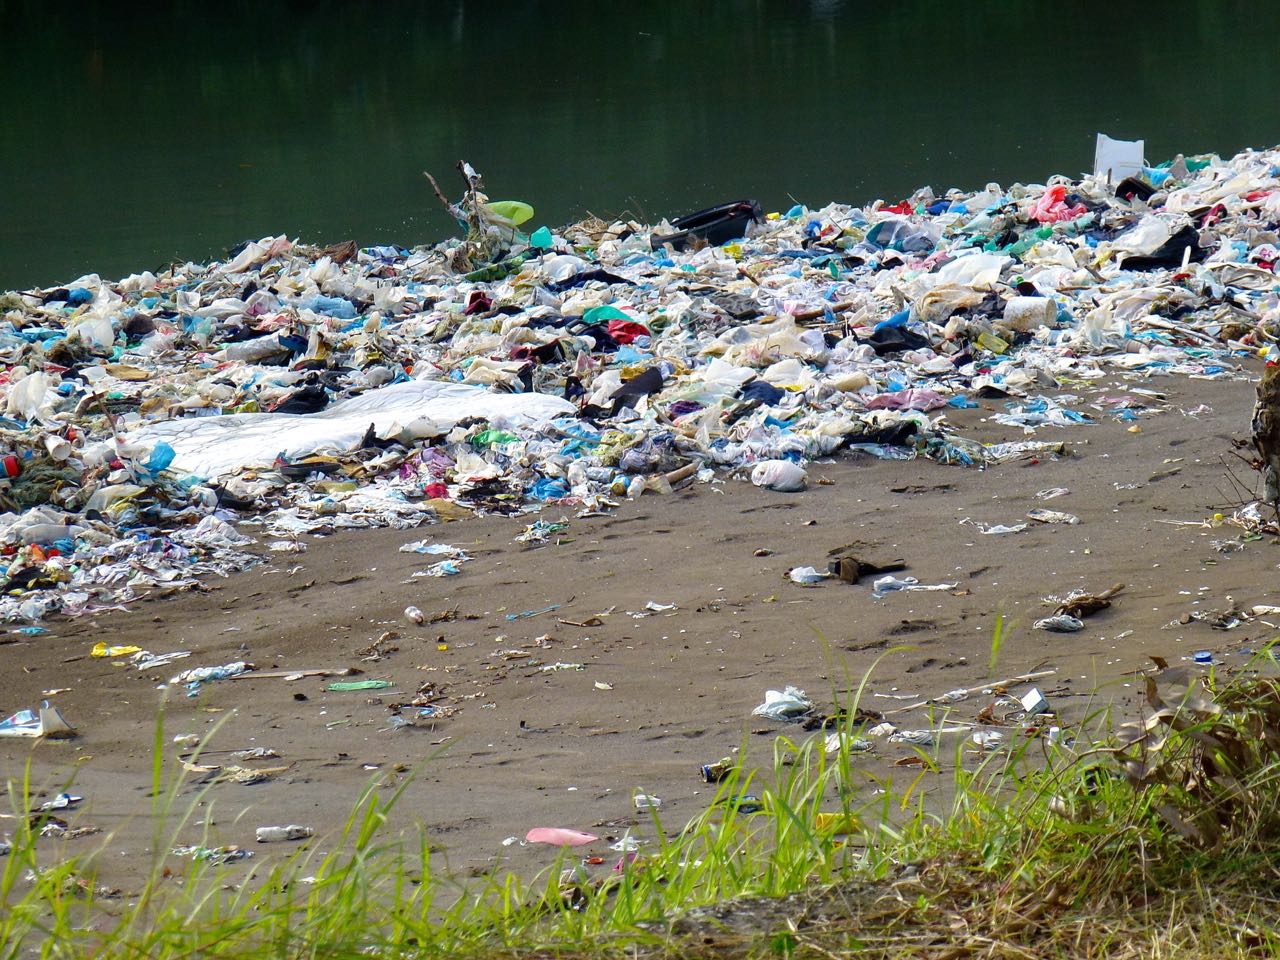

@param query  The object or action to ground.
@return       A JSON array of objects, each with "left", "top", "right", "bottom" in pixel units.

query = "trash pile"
[{"left": 0, "top": 139, "right": 1270, "bottom": 624}]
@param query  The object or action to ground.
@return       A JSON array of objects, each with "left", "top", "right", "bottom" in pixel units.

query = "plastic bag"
[
  {"left": 6, "top": 371, "right": 52, "bottom": 420},
  {"left": 751, "top": 686, "right": 812, "bottom": 720},
  {"left": 750, "top": 459, "right": 807, "bottom": 492}
]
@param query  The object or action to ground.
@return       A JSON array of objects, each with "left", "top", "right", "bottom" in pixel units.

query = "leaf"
[
  {"left": 770, "top": 931, "right": 797, "bottom": 957},
  {"left": 1155, "top": 803, "right": 1204, "bottom": 843},
  {"left": 988, "top": 607, "right": 1006, "bottom": 675},
  {"left": 1144, "top": 676, "right": 1163, "bottom": 710}
]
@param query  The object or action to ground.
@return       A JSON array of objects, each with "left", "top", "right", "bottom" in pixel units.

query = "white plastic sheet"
[
  {"left": 1094, "top": 133, "right": 1145, "bottom": 182},
  {"left": 130, "top": 380, "right": 575, "bottom": 480}
]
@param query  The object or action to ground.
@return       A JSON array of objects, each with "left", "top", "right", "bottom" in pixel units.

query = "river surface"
[{"left": 3, "top": 0, "right": 1279, "bottom": 289}]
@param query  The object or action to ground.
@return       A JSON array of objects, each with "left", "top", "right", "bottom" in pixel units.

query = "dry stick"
[
  {"left": 1095, "top": 582, "right": 1126, "bottom": 601},
  {"left": 792, "top": 301, "right": 853, "bottom": 323},
  {"left": 92, "top": 392, "right": 122, "bottom": 442},
  {"left": 1219, "top": 452, "right": 1259, "bottom": 508},
  {"left": 422, "top": 171, "right": 455, "bottom": 216},
  {"left": 454, "top": 160, "right": 485, "bottom": 238},
  {"left": 664, "top": 463, "right": 699, "bottom": 486},
  {"left": 880, "top": 669, "right": 1056, "bottom": 717},
  {"left": 1137, "top": 315, "right": 1221, "bottom": 346}
]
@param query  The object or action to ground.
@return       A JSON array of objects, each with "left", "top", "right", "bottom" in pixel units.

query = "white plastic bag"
[
  {"left": 750, "top": 459, "right": 807, "bottom": 492},
  {"left": 751, "top": 686, "right": 812, "bottom": 721},
  {"left": 6, "top": 371, "right": 52, "bottom": 420}
]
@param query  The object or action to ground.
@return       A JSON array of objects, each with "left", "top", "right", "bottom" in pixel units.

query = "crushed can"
[{"left": 700, "top": 756, "right": 735, "bottom": 783}]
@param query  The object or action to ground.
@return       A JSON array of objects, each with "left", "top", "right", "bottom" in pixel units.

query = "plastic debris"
[
  {"left": 788, "top": 565, "right": 829, "bottom": 584},
  {"left": 170, "top": 660, "right": 250, "bottom": 696},
  {"left": 751, "top": 685, "right": 813, "bottom": 721},
  {"left": 399, "top": 540, "right": 464, "bottom": 555},
  {"left": 1027, "top": 509, "right": 1080, "bottom": 525},
  {"left": 750, "top": 459, "right": 808, "bottom": 492},
  {"left": 970, "top": 730, "right": 1005, "bottom": 751},
  {"left": 965, "top": 520, "right": 1028, "bottom": 535},
  {"left": 0, "top": 141, "right": 1266, "bottom": 633},
  {"left": 91, "top": 642, "right": 143, "bottom": 658},
  {"left": 38, "top": 792, "right": 82, "bottom": 811},
  {"left": 0, "top": 700, "right": 75, "bottom": 739},
  {"left": 506, "top": 603, "right": 560, "bottom": 621},
  {"left": 824, "top": 732, "right": 873, "bottom": 754},
  {"left": 525, "top": 827, "right": 598, "bottom": 847},
  {"left": 514, "top": 519, "right": 569, "bottom": 544},
  {"left": 327, "top": 679, "right": 392, "bottom": 691},
  {"left": 872, "top": 575, "right": 959, "bottom": 599},
  {"left": 255, "top": 824, "right": 314, "bottom": 843},
  {"left": 1034, "top": 614, "right": 1086, "bottom": 632},
  {"left": 1020, "top": 688, "right": 1051, "bottom": 715},
  {"left": 888, "top": 729, "right": 935, "bottom": 746},
  {"left": 171, "top": 845, "right": 252, "bottom": 864}
]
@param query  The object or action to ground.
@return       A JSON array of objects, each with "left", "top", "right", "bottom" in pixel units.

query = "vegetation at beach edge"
[{"left": 4, "top": 644, "right": 1280, "bottom": 960}]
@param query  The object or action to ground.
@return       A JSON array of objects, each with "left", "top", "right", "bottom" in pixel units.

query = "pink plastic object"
[
  {"left": 864, "top": 388, "right": 948, "bottom": 412},
  {"left": 525, "top": 827, "right": 599, "bottom": 847},
  {"left": 1029, "top": 185, "right": 1087, "bottom": 224}
]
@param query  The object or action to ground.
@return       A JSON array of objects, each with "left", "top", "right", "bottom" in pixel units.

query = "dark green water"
[{"left": 3, "top": 0, "right": 1278, "bottom": 290}]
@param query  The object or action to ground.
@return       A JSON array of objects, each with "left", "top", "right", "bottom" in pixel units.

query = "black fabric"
[
  {"left": 865, "top": 326, "right": 930, "bottom": 355},
  {"left": 1114, "top": 177, "right": 1156, "bottom": 201},
  {"left": 526, "top": 313, "right": 570, "bottom": 330},
  {"left": 609, "top": 366, "right": 664, "bottom": 401},
  {"left": 566, "top": 323, "right": 621, "bottom": 352},
  {"left": 609, "top": 366, "right": 665, "bottom": 414},
  {"left": 846, "top": 420, "right": 919, "bottom": 447},
  {"left": 1122, "top": 224, "right": 1206, "bottom": 271},
  {"left": 739, "top": 379, "right": 786, "bottom": 405},
  {"left": 546, "top": 269, "right": 633, "bottom": 293},
  {"left": 271, "top": 384, "right": 329, "bottom": 414}
]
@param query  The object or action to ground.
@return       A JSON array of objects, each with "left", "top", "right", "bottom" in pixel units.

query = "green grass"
[{"left": 4, "top": 649, "right": 1280, "bottom": 959}]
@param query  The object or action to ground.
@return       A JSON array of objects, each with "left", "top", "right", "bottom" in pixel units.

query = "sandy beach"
[{"left": 2, "top": 368, "right": 1269, "bottom": 889}]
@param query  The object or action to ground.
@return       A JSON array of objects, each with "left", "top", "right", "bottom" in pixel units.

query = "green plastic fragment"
[
  {"left": 484, "top": 200, "right": 535, "bottom": 225},
  {"left": 581, "top": 305, "right": 632, "bottom": 324},
  {"left": 471, "top": 429, "right": 520, "bottom": 448}
]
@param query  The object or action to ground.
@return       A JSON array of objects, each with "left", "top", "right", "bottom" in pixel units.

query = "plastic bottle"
[
  {"left": 224, "top": 336, "right": 285, "bottom": 363},
  {"left": 255, "top": 825, "right": 314, "bottom": 843}
]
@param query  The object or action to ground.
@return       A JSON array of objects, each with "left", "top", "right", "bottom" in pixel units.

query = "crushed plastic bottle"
[{"left": 255, "top": 824, "right": 314, "bottom": 843}]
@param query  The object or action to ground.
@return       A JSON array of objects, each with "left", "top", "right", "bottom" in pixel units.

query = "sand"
[{"left": 2, "top": 369, "right": 1273, "bottom": 888}]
